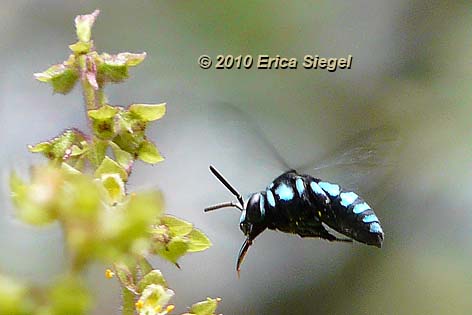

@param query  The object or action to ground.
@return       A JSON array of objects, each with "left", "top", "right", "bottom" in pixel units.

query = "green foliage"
[
  {"left": 0, "top": 275, "right": 34, "bottom": 315},
  {"left": 8, "top": 9, "right": 220, "bottom": 315},
  {"left": 48, "top": 276, "right": 92, "bottom": 315},
  {"left": 95, "top": 156, "right": 128, "bottom": 181},
  {"left": 29, "top": 129, "right": 85, "bottom": 163},
  {"left": 96, "top": 52, "right": 146, "bottom": 83},
  {"left": 34, "top": 54, "right": 79, "bottom": 94},
  {"left": 88, "top": 105, "right": 119, "bottom": 139},
  {"left": 151, "top": 215, "right": 212, "bottom": 266},
  {"left": 185, "top": 298, "right": 222, "bottom": 315},
  {"left": 137, "top": 270, "right": 168, "bottom": 293},
  {"left": 0, "top": 275, "right": 92, "bottom": 315},
  {"left": 74, "top": 10, "right": 98, "bottom": 42},
  {"left": 101, "top": 173, "right": 125, "bottom": 203},
  {"left": 129, "top": 103, "right": 166, "bottom": 121},
  {"left": 138, "top": 140, "right": 164, "bottom": 164}
]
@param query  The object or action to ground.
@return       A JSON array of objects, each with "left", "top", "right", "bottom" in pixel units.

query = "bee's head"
[
  {"left": 239, "top": 192, "right": 267, "bottom": 239},
  {"left": 204, "top": 165, "right": 268, "bottom": 273}
]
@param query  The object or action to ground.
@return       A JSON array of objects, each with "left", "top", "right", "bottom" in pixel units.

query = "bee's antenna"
[
  {"left": 204, "top": 201, "right": 243, "bottom": 212},
  {"left": 208, "top": 165, "right": 245, "bottom": 208}
]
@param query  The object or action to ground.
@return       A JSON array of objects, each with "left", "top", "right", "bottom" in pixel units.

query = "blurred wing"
[
  {"left": 207, "top": 102, "right": 292, "bottom": 171},
  {"left": 298, "top": 127, "right": 401, "bottom": 196}
]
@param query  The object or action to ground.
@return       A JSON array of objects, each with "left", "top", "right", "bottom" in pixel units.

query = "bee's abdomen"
[
  {"left": 263, "top": 172, "right": 384, "bottom": 247},
  {"left": 315, "top": 180, "right": 384, "bottom": 247}
]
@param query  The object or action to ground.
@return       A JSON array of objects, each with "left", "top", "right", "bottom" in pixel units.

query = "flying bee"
[{"left": 205, "top": 122, "right": 399, "bottom": 273}]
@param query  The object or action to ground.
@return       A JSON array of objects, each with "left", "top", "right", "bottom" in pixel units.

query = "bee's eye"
[
  {"left": 240, "top": 222, "right": 250, "bottom": 235},
  {"left": 246, "top": 193, "right": 265, "bottom": 222}
]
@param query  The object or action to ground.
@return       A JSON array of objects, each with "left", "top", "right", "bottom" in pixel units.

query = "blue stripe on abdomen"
[
  {"left": 295, "top": 178, "right": 305, "bottom": 197},
  {"left": 369, "top": 222, "right": 383, "bottom": 234},
  {"left": 275, "top": 183, "right": 294, "bottom": 201},
  {"left": 339, "top": 192, "right": 358, "bottom": 207},
  {"left": 362, "top": 214, "right": 378, "bottom": 223},
  {"left": 353, "top": 202, "right": 371, "bottom": 214},
  {"left": 259, "top": 193, "right": 266, "bottom": 217},
  {"left": 318, "top": 181, "right": 340, "bottom": 197},
  {"left": 267, "top": 190, "right": 276, "bottom": 207},
  {"left": 310, "top": 181, "right": 325, "bottom": 196}
]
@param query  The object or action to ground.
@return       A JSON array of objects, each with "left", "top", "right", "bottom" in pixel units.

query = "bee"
[{"left": 205, "top": 126, "right": 398, "bottom": 273}]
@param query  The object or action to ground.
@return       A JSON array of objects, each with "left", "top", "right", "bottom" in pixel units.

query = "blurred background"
[{"left": 1, "top": 1, "right": 471, "bottom": 314}]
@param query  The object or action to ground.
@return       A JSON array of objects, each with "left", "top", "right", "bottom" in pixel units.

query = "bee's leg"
[
  {"left": 296, "top": 222, "right": 323, "bottom": 238},
  {"left": 320, "top": 227, "right": 353, "bottom": 243},
  {"left": 298, "top": 225, "right": 352, "bottom": 243}
]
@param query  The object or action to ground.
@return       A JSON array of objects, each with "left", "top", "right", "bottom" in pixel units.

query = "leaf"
[
  {"left": 110, "top": 142, "right": 134, "bottom": 169},
  {"left": 69, "top": 41, "right": 92, "bottom": 54},
  {"left": 88, "top": 105, "right": 119, "bottom": 140},
  {"left": 59, "top": 172, "right": 101, "bottom": 220},
  {"left": 186, "top": 229, "right": 212, "bottom": 253},
  {"left": 187, "top": 297, "right": 221, "bottom": 315},
  {"left": 29, "top": 129, "right": 81, "bottom": 161},
  {"left": 138, "top": 140, "right": 164, "bottom": 164},
  {"left": 9, "top": 171, "right": 58, "bottom": 225},
  {"left": 129, "top": 103, "right": 166, "bottom": 122},
  {"left": 101, "top": 173, "right": 125, "bottom": 203},
  {"left": 88, "top": 104, "right": 119, "bottom": 120},
  {"left": 0, "top": 275, "right": 33, "bottom": 315},
  {"left": 50, "top": 130, "right": 76, "bottom": 158},
  {"left": 96, "top": 52, "right": 146, "bottom": 84},
  {"left": 120, "top": 52, "right": 147, "bottom": 67},
  {"left": 113, "top": 111, "right": 147, "bottom": 154},
  {"left": 95, "top": 156, "right": 128, "bottom": 181},
  {"left": 137, "top": 257, "right": 153, "bottom": 276},
  {"left": 87, "top": 139, "right": 108, "bottom": 167},
  {"left": 98, "top": 192, "right": 163, "bottom": 261},
  {"left": 97, "top": 53, "right": 129, "bottom": 83},
  {"left": 156, "top": 237, "right": 189, "bottom": 265},
  {"left": 28, "top": 142, "right": 51, "bottom": 153},
  {"left": 34, "top": 63, "right": 79, "bottom": 94},
  {"left": 49, "top": 276, "right": 92, "bottom": 315},
  {"left": 75, "top": 10, "right": 99, "bottom": 42},
  {"left": 9, "top": 172, "right": 27, "bottom": 210},
  {"left": 126, "top": 191, "right": 164, "bottom": 219},
  {"left": 74, "top": 155, "right": 86, "bottom": 171},
  {"left": 137, "top": 270, "right": 167, "bottom": 293},
  {"left": 61, "top": 162, "right": 81, "bottom": 174},
  {"left": 114, "top": 263, "right": 136, "bottom": 293},
  {"left": 70, "top": 144, "right": 87, "bottom": 157},
  {"left": 161, "top": 215, "right": 193, "bottom": 237},
  {"left": 9, "top": 172, "right": 25, "bottom": 198}
]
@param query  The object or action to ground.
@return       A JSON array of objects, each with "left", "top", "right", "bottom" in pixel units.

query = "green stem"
[
  {"left": 97, "top": 88, "right": 107, "bottom": 107},
  {"left": 137, "top": 256, "right": 153, "bottom": 276},
  {"left": 78, "top": 55, "right": 96, "bottom": 110},
  {"left": 122, "top": 287, "right": 136, "bottom": 315}
]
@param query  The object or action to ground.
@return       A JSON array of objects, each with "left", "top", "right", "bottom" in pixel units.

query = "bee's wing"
[
  {"left": 207, "top": 102, "right": 401, "bottom": 198},
  {"left": 207, "top": 102, "right": 292, "bottom": 172},
  {"left": 298, "top": 127, "right": 402, "bottom": 196}
]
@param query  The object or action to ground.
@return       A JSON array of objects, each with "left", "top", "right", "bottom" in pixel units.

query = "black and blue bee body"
[
  {"left": 205, "top": 166, "right": 384, "bottom": 272},
  {"left": 242, "top": 170, "right": 383, "bottom": 247}
]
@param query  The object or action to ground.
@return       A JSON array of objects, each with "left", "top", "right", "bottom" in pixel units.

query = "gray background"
[{"left": 1, "top": 1, "right": 471, "bottom": 314}]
